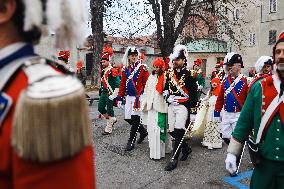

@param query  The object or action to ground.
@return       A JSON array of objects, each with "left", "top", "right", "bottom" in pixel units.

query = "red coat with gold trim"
[{"left": 0, "top": 67, "right": 96, "bottom": 189}]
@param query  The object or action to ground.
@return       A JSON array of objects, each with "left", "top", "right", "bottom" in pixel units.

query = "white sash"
[
  {"left": 224, "top": 74, "right": 244, "bottom": 96},
  {"left": 169, "top": 71, "right": 189, "bottom": 98},
  {"left": 126, "top": 62, "right": 143, "bottom": 85},
  {"left": 102, "top": 66, "right": 114, "bottom": 94},
  {"left": 256, "top": 95, "right": 281, "bottom": 143}
]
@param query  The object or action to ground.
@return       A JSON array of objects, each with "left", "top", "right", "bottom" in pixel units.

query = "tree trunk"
[{"left": 90, "top": 0, "right": 104, "bottom": 87}]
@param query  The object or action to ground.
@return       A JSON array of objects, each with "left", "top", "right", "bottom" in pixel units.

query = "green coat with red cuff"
[{"left": 232, "top": 74, "right": 284, "bottom": 161}]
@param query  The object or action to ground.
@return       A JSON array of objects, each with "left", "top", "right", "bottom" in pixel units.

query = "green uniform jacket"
[
  {"left": 196, "top": 72, "right": 205, "bottom": 88},
  {"left": 100, "top": 68, "right": 120, "bottom": 94},
  {"left": 232, "top": 80, "right": 284, "bottom": 161}
]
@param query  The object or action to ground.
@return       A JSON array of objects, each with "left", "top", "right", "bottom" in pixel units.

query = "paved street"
[{"left": 89, "top": 101, "right": 254, "bottom": 189}]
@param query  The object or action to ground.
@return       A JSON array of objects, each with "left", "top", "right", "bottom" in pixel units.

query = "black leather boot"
[
  {"left": 125, "top": 118, "right": 138, "bottom": 151},
  {"left": 223, "top": 138, "right": 230, "bottom": 145},
  {"left": 125, "top": 141, "right": 135, "bottom": 151},
  {"left": 130, "top": 115, "right": 148, "bottom": 144},
  {"left": 164, "top": 159, "right": 178, "bottom": 171},
  {"left": 164, "top": 129, "right": 185, "bottom": 171},
  {"left": 137, "top": 125, "right": 148, "bottom": 144},
  {"left": 180, "top": 142, "right": 192, "bottom": 161}
]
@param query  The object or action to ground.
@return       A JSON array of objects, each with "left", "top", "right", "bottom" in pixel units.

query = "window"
[
  {"left": 120, "top": 47, "right": 125, "bottom": 52},
  {"left": 249, "top": 33, "right": 256, "bottom": 46},
  {"left": 268, "top": 30, "right": 277, "bottom": 45},
  {"left": 224, "top": 7, "right": 228, "bottom": 15},
  {"left": 233, "top": 9, "right": 240, "bottom": 21},
  {"left": 270, "top": 0, "right": 277, "bottom": 13}
]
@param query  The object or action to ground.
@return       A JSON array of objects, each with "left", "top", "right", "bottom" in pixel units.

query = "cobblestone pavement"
[{"left": 89, "top": 101, "right": 253, "bottom": 189}]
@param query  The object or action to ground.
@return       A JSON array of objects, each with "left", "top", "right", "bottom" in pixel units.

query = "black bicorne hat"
[{"left": 127, "top": 48, "right": 138, "bottom": 56}]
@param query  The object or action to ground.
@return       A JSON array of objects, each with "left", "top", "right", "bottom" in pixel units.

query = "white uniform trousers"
[
  {"left": 124, "top": 95, "right": 142, "bottom": 119},
  {"left": 220, "top": 111, "right": 240, "bottom": 139},
  {"left": 168, "top": 104, "right": 188, "bottom": 132}
]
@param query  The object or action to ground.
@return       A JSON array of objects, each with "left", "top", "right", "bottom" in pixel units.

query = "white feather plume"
[
  {"left": 66, "top": 0, "right": 87, "bottom": 46},
  {"left": 46, "top": 0, "right": 87, "bottom": 49},
  {"left": 20, "top": 0, "right": 87, "bottom": 49},
  {"left": 169, "top": 44, "right": 189, "bottom": 68},
  {"left": 46, "top": 0, "right": 63, "bottom": 30},
  {"left": 22, "top": 0, "right": 43, "bottom": 31},
  {"left": 254, "top": 56, "right": 273, "bottom": 73},
  {"left": 121, "top": 46, "right": 137, "bottom": 67},
  {"left": 171, "top": 44, "right": 188, "bottom": 60}
]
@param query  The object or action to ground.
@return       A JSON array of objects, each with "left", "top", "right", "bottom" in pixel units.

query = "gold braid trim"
[{"left": 12, "top": 88, "right": 92, "bottom": 162}]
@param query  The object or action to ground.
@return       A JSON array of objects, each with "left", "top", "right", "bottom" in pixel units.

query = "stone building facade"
[{"left": 221, "top": 0, "right": 284, "bottom": 72}]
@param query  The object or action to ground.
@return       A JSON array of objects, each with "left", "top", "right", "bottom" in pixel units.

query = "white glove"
[
  {"left": 198, "top": 85, "right": 203, "bottom": 90},
  {"left": 163, "top": 90, "right": 169, "bottom": 97},
  {"left": 172, "top": 100, "right": 179, "bottom": 106},
  {"left": 225, "top": 153, "right": 237, "bottom": 175},
  {"left": 109, "top": 95, "right": 115, "bottom": 100},
  {"left": 117, "top": 101, "right": 123, "bottom": 109},
  {"left": 190, "top": 114, "right": 196, "bottom": 122},
  {"left": 167, "top": 95, "right": 175, "bottom": 104}
]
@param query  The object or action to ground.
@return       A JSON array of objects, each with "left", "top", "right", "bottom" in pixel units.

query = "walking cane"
[
  {"left": 231, "top": 141, "right": 247, "bottom": 177},
  {"left": 170, "top": 121, "right": 193, "bottom": 162}
]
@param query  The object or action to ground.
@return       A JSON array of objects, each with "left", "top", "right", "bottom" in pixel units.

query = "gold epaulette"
[
  {"left": 190, "top": 107, "right": 198, "bottom": 114},
  {"left": 189, "top": 69, "right": 197, "bottom": 78},
  {"left": 12, "top": 59, "right": 92, "bottom": 163}
]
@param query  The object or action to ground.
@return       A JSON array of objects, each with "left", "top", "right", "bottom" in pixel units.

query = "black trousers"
[{"left": 170, "top": 128, "right": 191, "bottom": 160}]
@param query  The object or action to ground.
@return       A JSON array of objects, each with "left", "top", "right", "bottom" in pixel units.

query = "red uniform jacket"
[
  {"left": 0, "top": 69, "right": 96, "bottom": 189},
  {"left": 214, "top": 74, "right": 248, "bottom": 116},
  {"left": 118, "top": 63, "right": 149, "bottom": 99}
]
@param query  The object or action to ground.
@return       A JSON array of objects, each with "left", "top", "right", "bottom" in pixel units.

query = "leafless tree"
[
  {"left": 103, "top": 0, "right": 156, "bottom": 39},
  {"left": 101, "top": 0, "right": 254, "bottom": 62},
  {"left": 89, "top": 0, "right": 103, "bottom": 86},
  {"left": 146, "top": 0, "right": 217, "bottom": 58},
  {"left": 89, "top": 0, "right": 113, "bottom": 87}
]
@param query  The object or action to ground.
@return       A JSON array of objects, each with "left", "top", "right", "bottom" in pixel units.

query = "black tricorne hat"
[{"left": 224, "top": 53, "right": 244, "bottom": 68}]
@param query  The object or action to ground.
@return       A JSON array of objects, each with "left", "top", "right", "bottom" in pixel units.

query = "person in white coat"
[{"left": 143, "top": 58, "right": 172, "bottom": 160}]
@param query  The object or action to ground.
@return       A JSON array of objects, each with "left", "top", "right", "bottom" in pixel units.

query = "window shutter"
[
  {"left": 234, "top": 9, "right": 239, "bottom": 21},
  {"left": 270, "top": 0, "right": 277, "bottom": 13},
  {"left": 249, "top": 33, "right": 256, "bottom": 46},
  {"left": 268, "top": 30, "right": 277, "bottom": 45}
]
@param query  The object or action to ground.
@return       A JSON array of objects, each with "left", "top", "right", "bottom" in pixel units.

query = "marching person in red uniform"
[
  {"left": 117, "top": 46, "right": 149, "bottom": 151},
  {"left": 0, "top": 0, "right": 96, "bottom": 189},
  {"left": 214, "top": 52, "right": 248, "bottom": 145}
]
